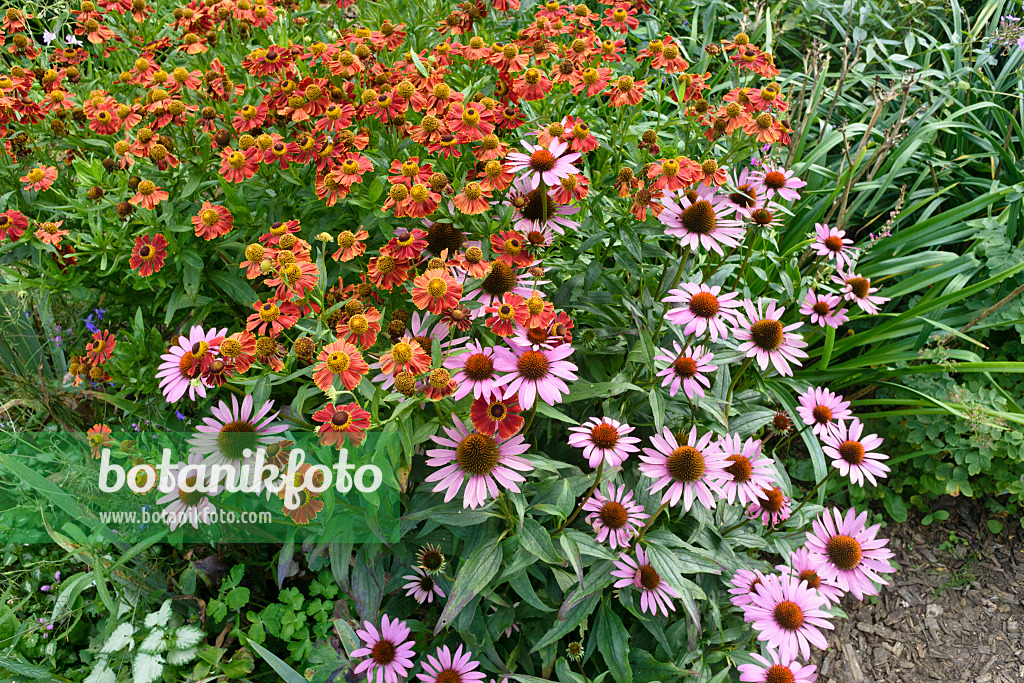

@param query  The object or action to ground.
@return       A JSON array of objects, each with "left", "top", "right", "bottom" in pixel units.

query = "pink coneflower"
[
  {"left": 417, "top": 645, "right": 488, "bottom": 683},
  {"left": 799, "top": 290, "right": 849, "bottom": 328},
  {"left": 425, "top": 416, "right": 533, "bottom": 509},
  {"left": 728, "top": 569, "right": 768, "bottom": 608},
  {"left": 811, "top": 223, "right": 856, "bottom": 268},
  {"left": 796, "top": 386, "right": 852, "bottom": 438},
  {"left": 713, "top": 434, "right": 776, "bottom": 505},
  {"left": 654, "top": 342, "right": 716, "bottom": 398},
  {"left": 741, "top": 574, "right": 834, "bottom": 661},
  {"left": 156, "top": 325, "right": 227, "bottom": 403},
  {"left": 504, "top": 137, "right": 581, "bottom": 189},
  {"left": 738, "top": 651, "right": 818, "bottom": 683},
  {"left": 567, "top": 417, "right": 640, "bottom": 468},
  {"left": 156, "top": 453, "right": 222, "bottom": 531},
  {"left": 777, "top": 547, "right": 845, "bottom": 605},
  {"left": 833, "top": 268, "right": 890, "bottom": 315},
  {"left": 582, "top": 483, "right": 648, "bottom": 549},
  {"left": 611, "top": 547, "right": 679, "bottom": 616},
  {"left": 747, "top": 485, "right": 792, "bottom": 527},
  {"left": 21, "top": 165, "right": 58, "bottom": 192},
  {"left": 752, "top": 163, "right": 806, "bottom": 201},
  {"left": 352, "top": 615, "right": 417, "bottom": 683},
  {"left": 447, "top": 341, "right": 499, "bottom": 400},
  {"left": 663, "top": 283, "right": 743, "bottom": 341},
  {"left": 402, "top": 567, "right": 445, "bottom": 604},
  {"left": 188, "top": 394, "right": 287, "bottom": 473},
  {"left": 805, "top": 507, "right": 896, "bottom": 600},
  {"left": 822, "top": 419, "right": 890, "bottom": 487},
  {"left": 733, "top": 299, "right": 808, "bottom": 377},
  {"left": 505, "top": 176, "right": 582, "bottom": 235},
  {"left": 658, "top": 185, "right": 745, "bottom": 255},
  {"left": 492, "top": 341, "right": 578, "bottom": 409},
  {"left": 639, "top": 426, "right": 726, "bottom": 510}
]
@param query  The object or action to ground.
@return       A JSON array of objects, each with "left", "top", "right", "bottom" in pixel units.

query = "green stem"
[
  {"left": 632, "top": 501, "right": 669, "bottom": 549},
  {"left": 521, "top": 402, "right": 539, "bottom": 433},
  {"left": 723, "top": 357, "right": 753, "bottom": 424},
  {"left": 555, "top": 461, "right": 604, "bottom": 534},
  {"left": 650, "top": 245, "right": 691, "bottom": 341},
  {"left": 767, "top": 469, "right": 838, "bottom": 536}
]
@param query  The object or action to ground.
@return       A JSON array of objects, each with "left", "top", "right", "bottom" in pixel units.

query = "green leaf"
[
  {"left": 207, "top": 271, "right": 257, "bottom": 307},
  {"left": 226, "top": 587, "right": 251, "bottom": 611},
  {"left": 434, "top": 540, "right": 503, "bottom": 634},
  {"left": 519, "top": 518, "right": 564, "bottom": 565},
  {"left": 594, "top": 601, "right": 632, "bottom": 683},
  {"left": 245, "top": 639, "right": 307, "bottom": 683}
]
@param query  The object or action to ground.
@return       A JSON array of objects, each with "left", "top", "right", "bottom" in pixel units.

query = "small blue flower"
[{"left": 94, "top": 307, "right": 106, "bottom": 320}]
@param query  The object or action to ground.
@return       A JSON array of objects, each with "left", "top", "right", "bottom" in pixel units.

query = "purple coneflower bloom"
[
  {"left": 713, "top": 433, "right": 776, "bottom": 505},
  {"left": 447, "top": 340, "right": 499, "bottom": 400},
  {"left": 799, "top": 290, "right": 849, "bottom": 328},
  {"left": 654, "top": 342, "right": 716, "bottom": 398},
  {"left": 425, "top": 416, "right": 533, "bottom": 509},
  {"left": 742, "top": 574, "right": 834, "bottom": 661},
  {"left": 658, "top": 185, "right": 745, "bottom": 255},
  {"left": 733, "top": 299, "right": 808, "bottom": 377},
  {"left": 738, "top": 650, "right": 818, "bottom": 683},
  {"left": 188, "top": 394, "right": 288, "bottom": 474},
  {"left": 402, "top": 567, "right": 446, "bottom": 604},
  {"left": 156, "top": 325, "right": 227, "bottom": 403},
  {"left": 722, "top": 167, "right": 764, "bottom": 219},
  {"left": 822, "top": 418, "right": 890, "bottom": 487},
  {"left": 832, "top": 268, "right": 890, "bottom": 315},
  {"left": 796, "top": 386, "right": 852, "bottom": 439},
  {"left": 804, "top": 507, "right": 896, "bottom": 600},
  {"left": 777, "top": 547, "right": 845, "bottom": 605},
  {"left": 567, "top": 417, "right": 640, "bottom": 468},
  {"left": 752, "top": 163, "right": 807, "bottom": 201},
  {"left": 728, "top": 568, "right": 768, "bottom": 608},
  {"left": 611, "top": 547, "right": 679, "bottom": 616},
  {"left": 663, "top": 282, "right": 743, "bottom": 342},
  {"left": 417, "top": 645, "right": 488, "bottom": 683},
  {"left": 505, "top": 176, "right": 581, "bottom": 235},
  {"left": 156, "top": 453, "right": 222, "bottom": 531},
  {"left": 582, "top": 483, "right": 648, "bottom": 549},
  {"left": 492, "top": 340, "right": 578, "bottom": 409},
  {"left": 639, "top": 426, "right": 726, "bottom": 510},
  {"left": 747, "top": 485, "right": 792, "bottom": 528},
  {"left": 811, "top": 223, "right": 856, "bottom": 268},
  {"left": 352, "top": 615, "right": 417, "bottom": 683},
  {"left": 504, "top": 138, "right": 581, "bottom": 189}
]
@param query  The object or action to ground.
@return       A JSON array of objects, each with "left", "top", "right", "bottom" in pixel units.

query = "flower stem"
[
  {"left": 723, "top": 356, "right": 753, "bottom": 424},
  {"left": 555, "top": 461, "right": 604, "bottom": 534},
  {"left": 631, "top": 501, "right": 669, "bottom": 549},
  {"left": 767, "top": 469, "right": 838, "bottom": 537},
  {"left": 521, "top": 402, "right": 539, "bottom": 433}
]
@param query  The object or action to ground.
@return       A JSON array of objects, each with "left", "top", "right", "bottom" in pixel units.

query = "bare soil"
[{"left": 813, "top": 499, "right": 1024, "bottom": 682}]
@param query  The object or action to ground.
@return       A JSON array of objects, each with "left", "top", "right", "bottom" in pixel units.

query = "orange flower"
[
  {"left": 130, "top": 234, "right": 168, "bottom": 276},
  {"left": 452, "top": 182, "right": 491, "bottom": 215},
  {"left": 337, "top": 306, "right": 382, "bottom": 349},
  {"left": 87, "top": 424, "right": 113, "bottom": 459},
  {"left": 21, "top": 165, "right": 57, "bottom": 192},
  {"left": 280, "top": 464, "right": 325, "bottom": 525},
  {"left": 484, "top": 293, "right": 529, "bottom": 337},
  {"left": 129, "top": 180, "right": 169, "bottom": 210},
  {"left": 312, "top": 403, "right": 372, "bottom": 448},
  {"left": 411, "top": 269, "right": 463, "bottom": 314},
  {"left": 191, "top": 202, "right": 234, "bottom": 240},
  {"left": 86, "top": 329, "right": 117, "bottom": 365},
  {"left": 332, "top": 228, "right": 369, "bottom": 262},
  {"left": 380, "top": 337, "right": 431, "bottom": 376},
  {"left": 367, "top": 254, "right": 412, "bottom": 291},
  {"left": 313, "top": 339, "right": 368, "bottom": 391}
]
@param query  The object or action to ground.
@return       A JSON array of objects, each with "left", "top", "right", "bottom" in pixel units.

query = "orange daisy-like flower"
[
  {"left": 313, "top": 339, "right": 369, "bottom": 391},
  {"left": 484, "top": 293, "right": 529, "bottom": 337},
  {"left": 130, "top": 234, "right": 168, "bottom": 276},
  {"left": 446, "top": 101, "right": 494, "bottom": 142},
  {"left": 0, "top": 210, "right": 29, "bottom": 242},
  {"left": 265, "top": 260, "right": 320, "bottom": 301},
  {"left": 332, "top": 228, "right": 369, "bottom": 262},
  {"left": 34, "top": 220, "right": 68, "bottom": 246},
  {"left": 334, "top": 152, "right": 373, "bottom": 186},
  {"left": 191, "top": 202, "right": 234, "bottom": 240},
  {"left": 572, "top": 67, "right": 613, "bottom": 97},
  {"left": 280, "top": 464, "right": 325, "bottom": 525},
  {"left": 453, "top": 245, "right": 490, "bottom": 278},
  {"left": 490, "top": 230, "right": 533, "bottom": 268},
  {"left": 380, "top": 337, "right": 432, "bottom": 376},
  {"left": 86, "top": 329, "right": 117, "bottom": 365},
  {"left": 743, "top": 112, "right": 784, "bottom": 143},
  {"left": 411, "top": 269, "right": 463, "bottom": 314},
  {"left": 219, "top": 147, "right": 259, "bottom": 183},
  {"left": 220, "top": 330, "right": 257, "bottom": 373},
  {"left": 337, "top": 306, "right": 382, "bottom": 349},
  {"left": 21, "top": 165, "right": 57, "bottom": 192},
  {"left": 382, "top": 228, "right": 428, "bottom": 260},
  {"left": 606, "top": 75, "right": 646, "bottom": 107},
  {"left": 513, "top": 68, "right": 553, "bottom": 101},
  {"left": 246, "top": 299, "right": 301, "bottom": 337},
  {"left": 522, "top": 290, "right": 556, "bottom": 328},
  {"left": 452, "top": 182, "right": 492, "bottom": 215},
  {"left": 86, "top": 424, "right": 113, "bottom": 459},
  {"left": 367, "top": 254, "right": 412, "bottom": 291},
  {"left": 312, "top": 402, "right": 372, "bottom": 447},
  {"left": 129, "top": 180, "right": 169, "bottom": 210}
]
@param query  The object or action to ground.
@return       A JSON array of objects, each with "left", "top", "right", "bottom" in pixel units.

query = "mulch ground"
[{"left": 813, "top": 498, "right": 1024, "bottom": 682}]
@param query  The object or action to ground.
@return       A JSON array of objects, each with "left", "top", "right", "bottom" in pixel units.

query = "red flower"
[
  {"left": 246, "top": 299, "right": 301, "bottom": 336},
  {"left": 484, "top": 293, "right": 529, "bottom": 337},
  {"left": 411, "top": 269, "right": 463, "bottom": 314},
  {"left": 313, "top": 402, "right": 372, "bottom": 447},
  {"left": 219, "top": 147, "right": 259, "bottom": 183},
  {"left": 86, "top": 330, "right": 117, "bottom": 365},
  {"left": 191, "top": 202, "right": 234, "bottom": 240},
  {"left": 470, "top": 393, "right": 524, "bottom": 439},
  {"left": 314, "top": 339, "right": 369, "bottom": 391}
]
